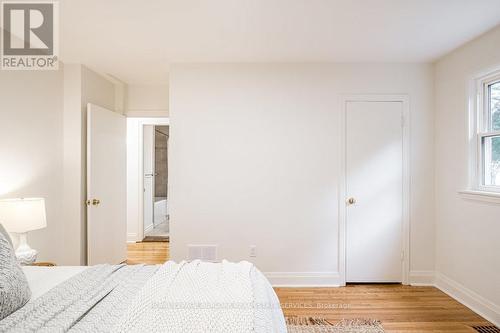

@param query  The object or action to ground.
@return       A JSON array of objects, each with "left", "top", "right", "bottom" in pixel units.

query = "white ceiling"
[{"left": 60, "top": 0, "right": 500, "bottom": 84}]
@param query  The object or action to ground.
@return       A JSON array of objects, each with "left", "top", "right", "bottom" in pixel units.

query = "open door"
[{"left": 87, "top": 103, "right": 127, "bottom": 265}]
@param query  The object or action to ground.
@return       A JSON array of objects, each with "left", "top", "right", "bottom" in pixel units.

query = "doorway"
[
  {"left": 340, "top": 96, "right": 410, "bottom": 285},
  {"left": 143, "top": 125, "right": 169, "bottom": 241}
]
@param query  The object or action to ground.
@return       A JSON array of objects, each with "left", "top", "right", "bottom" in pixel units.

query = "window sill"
[{"left": 458, "top": 190, "right": 500, "bottom": 204}]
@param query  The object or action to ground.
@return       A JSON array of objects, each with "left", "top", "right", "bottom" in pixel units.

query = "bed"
[{"left": 1, "top": 260, "right": 287, "bottom": 332}]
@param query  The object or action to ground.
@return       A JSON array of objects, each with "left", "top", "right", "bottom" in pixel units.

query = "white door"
[
  {"left": 346, "top": 101, "right": 403, "bottom": 283},
  {"left": 143, "top": 125, "right": 155, "bottom": 234},
  {"left": 87, "top": 103, "right": 127, "bottom": 265}
]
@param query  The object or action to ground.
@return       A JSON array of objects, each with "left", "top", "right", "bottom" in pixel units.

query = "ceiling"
[{"left": 59, "top": 0, "right": 500, "bottom": 84}]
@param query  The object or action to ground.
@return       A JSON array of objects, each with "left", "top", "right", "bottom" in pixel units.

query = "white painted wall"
[
  {"left": 169, "top": 63, "right": 435, "bottom": 285},
  {"left": 126, "top": 84, "right": 169, "bottom": 117},
  {"left": 434, "top": 25, "right": 500, "bottom": 325},
  {"left": 0, "top": 63, "right": 119, "bottom": 265},
  {"left": 82, "top": 67, "right": 117, "bottom": 112},
  {"left": 0, "top": 68, "right": 65, "bottom": 264},
  {"left": 62, "top": 64, "right": 85, "bottom": 265}
]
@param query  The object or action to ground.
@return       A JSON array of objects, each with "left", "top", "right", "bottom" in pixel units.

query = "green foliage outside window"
[{"left": 490, "top": 83, "right": 500, "bottom": 160}]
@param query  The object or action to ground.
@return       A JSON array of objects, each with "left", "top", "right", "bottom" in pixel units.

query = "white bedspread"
[
  {"left": 12, "top": 261, "right": 286, "bottom": 332},
  {"left": 114, "top": 260, "right": 286, "bottom": 333},
  {"left": 22, "top": 266, "right": 87, "bottom": 301}
]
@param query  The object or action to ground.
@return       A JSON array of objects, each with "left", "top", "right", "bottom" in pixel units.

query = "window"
[{"left": 475, "top": 75, "right": 500, "bottom": 190}]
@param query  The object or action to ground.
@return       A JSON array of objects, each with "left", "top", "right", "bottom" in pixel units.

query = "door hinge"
[
  {"left": 401, "top": 115, "right": 405, "bottom": 127},
  {"left": 401, "top": 251, "right": 405, "bottom": 261}
]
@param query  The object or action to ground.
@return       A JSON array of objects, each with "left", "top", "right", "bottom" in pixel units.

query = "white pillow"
[{"left": 0, "top": 232, "right": 31, "bottom": 320}]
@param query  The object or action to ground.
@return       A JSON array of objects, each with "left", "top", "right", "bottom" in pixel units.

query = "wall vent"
[
  {"left": 472, "top": 326, "right": 500, "bottom": 333},
  {"left": 188, "top": 245, "right": 218, "bottom": 262}
]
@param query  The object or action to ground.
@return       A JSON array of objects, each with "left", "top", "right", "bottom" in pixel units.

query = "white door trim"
[
  {"left": 134, "top": 117, "right": 169, "bottom": 241},
  {"left": 338, "top": 94, "right": 410, "bottom": 286}
]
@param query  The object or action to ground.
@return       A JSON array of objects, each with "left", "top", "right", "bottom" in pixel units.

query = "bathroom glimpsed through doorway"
[{"left": 143, "top": 125, "right": 169, "bottom": 241}]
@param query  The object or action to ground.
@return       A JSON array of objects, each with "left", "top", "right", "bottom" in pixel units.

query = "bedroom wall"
[
  {"left": 434, "top": 25, "right": 500, "bottom": 325},
  {"left": 0, "top": 64, "right": 117, "bottom": 265},
  {"left": 126, "top": 84, "right": 169, "bottom": 117},
  {"left": 0, "top": 63, "right": 115, "bottom": 265},
  {"left": 0, "top": 68, "right": 65, "bottom": 264},
  {"left": 169, "top": 63, "right": 435, "bottom": 285}
]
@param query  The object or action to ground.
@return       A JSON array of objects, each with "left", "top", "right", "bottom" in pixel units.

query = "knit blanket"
[
  {"left": 0, "top": 261, "right": 286, "bottom": 333},
  {"left": 0, "top": 264, "right": 158, "bottom": 332},
  {"left": 114, "top": 260, "right": 286, "bottom": 333}
]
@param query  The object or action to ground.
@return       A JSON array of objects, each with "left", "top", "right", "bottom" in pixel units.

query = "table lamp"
[{"left": 0, "top": 198, "right": 47, "bottom": 264}]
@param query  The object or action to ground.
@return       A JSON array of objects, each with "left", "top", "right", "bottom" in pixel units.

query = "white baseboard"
[
  {"left": 127, "top": 233, "right": 139, "bottom": 243},
  {"left": 435, "top": 272, "right": 500, "bottom": 327},
  {"left": 409, "top": 270, "right": 435, "bottom": 286},
  {"left": 265, "top": 271, "right": 341, "bottom": 287}
]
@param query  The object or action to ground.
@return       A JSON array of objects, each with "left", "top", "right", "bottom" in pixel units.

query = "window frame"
[{"left": 471, "top": 70, "right": 500, "bottom": 193}]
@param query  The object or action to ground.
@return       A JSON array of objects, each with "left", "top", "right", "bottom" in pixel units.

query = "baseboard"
[
  {"left": 409, "top": 270, "right": 435, "bottom": 286},
  {"left": 435, "top": 272, "right": 500, "bottom": 327},
  {"left": 265, "top": 271, "right": 341, "bottom": 287}
]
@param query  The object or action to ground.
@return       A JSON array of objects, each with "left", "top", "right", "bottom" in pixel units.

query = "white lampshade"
[{"left": 0, "top": 198, "right": 47, "bottom": 233}]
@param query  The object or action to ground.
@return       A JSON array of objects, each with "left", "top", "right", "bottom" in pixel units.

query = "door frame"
[
  {"left": 143, "top": 124, "right": 156, "bottom": 232},
  {"left": 133, "top": 117, "right": 169, "bottom": 241},
  {"left": 338, "top": 94, "right": 410, "bottom": 286}
]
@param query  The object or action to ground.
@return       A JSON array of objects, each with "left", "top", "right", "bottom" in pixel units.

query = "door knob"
[
  {"left": 92, "top": 199, "right": 100, "bottom": 206},
  {"left": 346, "top": 197, "right": 356, "bottom": 205}
]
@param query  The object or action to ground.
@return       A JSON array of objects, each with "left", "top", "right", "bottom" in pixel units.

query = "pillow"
[
  {"left": 0, "top": 223, "right": 13, "bottom": 248},
  {"left": 0, "top": 232, "right": 31, "bottom": 320}
]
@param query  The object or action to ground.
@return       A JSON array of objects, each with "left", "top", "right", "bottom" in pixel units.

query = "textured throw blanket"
[
  {"left": 0, "top": 264, "right": 158, "bottom": 332},
  {"left": 0, "top": 261, "right": 286, "bottom": 333},
  {"left": 114, "top": 260, "right": 285, "bottom": 333}
]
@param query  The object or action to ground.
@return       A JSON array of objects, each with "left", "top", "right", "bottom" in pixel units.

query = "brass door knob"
[
  {"left": 347, "top": 197, "right": 356, "bottom": 205},
  {"left": 92, "top": 199, "right": 100, "bottom": 206}
]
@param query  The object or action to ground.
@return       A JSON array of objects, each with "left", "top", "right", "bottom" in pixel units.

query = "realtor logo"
[{"left": 1, "top": 1, "right": 59, "bottom": 70}]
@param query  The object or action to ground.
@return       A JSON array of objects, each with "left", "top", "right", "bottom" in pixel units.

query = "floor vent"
[{"left": 472, "top": 326, "right": 500, "bottom": 333}]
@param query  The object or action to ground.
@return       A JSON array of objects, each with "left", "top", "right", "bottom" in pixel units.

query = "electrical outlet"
[{"left": 249, "top": 245, "right": 257, "bottom": 257}]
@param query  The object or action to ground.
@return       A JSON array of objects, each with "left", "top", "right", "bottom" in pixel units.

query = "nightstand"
[{"left": 27, "top": 262, "right": 56, "bottom": 267}]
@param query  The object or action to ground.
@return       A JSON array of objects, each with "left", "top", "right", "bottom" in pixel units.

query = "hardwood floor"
[
  {"left": 127, "top": 241, "right": 169, "bottom": 265},
  {"left": 276, "top": 285, "right": 491, "bottom": 332},
  {"left": 126, "top": 241, "right": 492, "bottom": 332}
]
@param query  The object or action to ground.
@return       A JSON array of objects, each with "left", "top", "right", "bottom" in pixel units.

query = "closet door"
[{"left": 345, "top": 101, "right": 403, "bottom": 283}]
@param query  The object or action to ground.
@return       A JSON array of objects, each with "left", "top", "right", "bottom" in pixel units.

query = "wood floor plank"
[
  {"left": 127, "top": 241, "right": 169, "bottom": 265},
  {"left": 126, "top": 241, "right": 493, "bottom": 332}
]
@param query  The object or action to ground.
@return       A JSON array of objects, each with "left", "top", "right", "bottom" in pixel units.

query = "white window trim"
[
  {"left": 463, "top": 67, "right": 500, "bottom": 202},
  {"left": 458, "top": 190, "right": 500, "bottom": 204}
]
